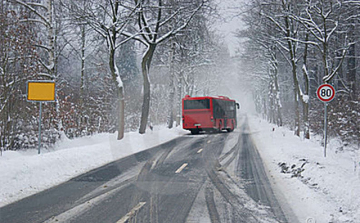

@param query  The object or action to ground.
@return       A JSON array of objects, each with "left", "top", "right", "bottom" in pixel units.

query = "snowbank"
[
  {"left": 0, "top": 125, "right": 188, "bottom": 207},
  {"left": 2, "top": 116, "right": 359, "bottom": 223},
  {"left": 248, "top": 115, "right": 360, "bottom": 223}
]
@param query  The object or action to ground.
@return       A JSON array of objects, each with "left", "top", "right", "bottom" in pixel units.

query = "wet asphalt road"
[{"left": 0, "top": 118, "right": 289, "bottom": 223}]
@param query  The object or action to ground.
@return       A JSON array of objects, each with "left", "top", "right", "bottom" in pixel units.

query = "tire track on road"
[
  {"left": 236, "top": 119, "right": 288, "bottom": 223},
  {"left": 202, "top": 122, "right": 281, "bottom": 223},
  {"left": 205, "top": 187, "right": 221, "bottom": 223}
]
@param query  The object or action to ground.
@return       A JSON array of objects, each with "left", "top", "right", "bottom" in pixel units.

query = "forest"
[
  {"left": 0, "top": 0, "right": 359, "bottom": 152},
  {"left": 238, "top": 0, "right": 359, "bottom": 146},
  {"left": 1, "top": 0, "right": 231, "bottom": 150}
]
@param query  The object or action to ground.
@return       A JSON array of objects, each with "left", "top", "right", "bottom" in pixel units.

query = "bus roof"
[{"left": 183, "top": 95, "right": 235, "bottom": 102}]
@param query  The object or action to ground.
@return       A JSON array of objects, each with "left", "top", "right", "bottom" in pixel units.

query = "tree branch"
[
  {"left": 14, "top": 0, "right": 50, "bottom": 27},
  {"left": 157, "top": 1, "right": 204, "bottom": 44}
]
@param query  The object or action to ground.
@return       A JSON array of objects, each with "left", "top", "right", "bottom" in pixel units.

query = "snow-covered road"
[
  {"left": 1, "top": 115, "right": 359, "bottom": 223},
  {"left": 1, "top": 118, "right": 285, "bottom": 223},
  {"left": 0, "top": 125, "right": 188, "bottom": 208}
]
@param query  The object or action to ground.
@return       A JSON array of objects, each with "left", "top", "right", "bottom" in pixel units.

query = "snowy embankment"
[
  {"left": 248, "top": 115, "right": 360, "bottom": 223},
  {"left": 0, "top": 126, "right": 188, "bottom": 207}
]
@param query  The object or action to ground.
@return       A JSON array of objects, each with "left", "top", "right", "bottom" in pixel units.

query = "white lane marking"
[
  {"left": 116, "top": 202, "right": 146, "bottom": 223},
  {"left": 151, "top": 159, "right": 157, "bottom": 170},
  {"left": 207, "top": 140, "right": 211, "bottom": 143},
  {"left": 44, "top": 188, "right": 119, "bottom": 223},
  {"left": 76, "top": 165, "right": 140, "bottom": 204},
  {"left": 197, "top": 149, "right": 203, "bottom": 154},
  {"left": 175, "top": 163, "right": 188, "bottom": 173}
]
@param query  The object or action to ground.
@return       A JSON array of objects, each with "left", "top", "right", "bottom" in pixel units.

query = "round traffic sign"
[{"left": 317, "top": 84, "right": 335, "bottom": 102}]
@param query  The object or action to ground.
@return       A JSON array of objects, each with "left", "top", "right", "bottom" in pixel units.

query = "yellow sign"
[{"left": 27, "top": 81, "right": 56, "bottom": 101}]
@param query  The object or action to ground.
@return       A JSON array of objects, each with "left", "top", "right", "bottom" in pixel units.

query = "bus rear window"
[{"left": 184, "top": 99, "right": 210, "bottom": 110}]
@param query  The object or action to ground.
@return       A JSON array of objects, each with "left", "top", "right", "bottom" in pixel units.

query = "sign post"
[
  {"left": 27, "top": 81, "right": 56, "bottom": 154},
  {"left": 316, "top": 84, "right": 336, "bottom": 157},
  {"left": 323, "top": 102, "right": 328, "bottom": 157}
]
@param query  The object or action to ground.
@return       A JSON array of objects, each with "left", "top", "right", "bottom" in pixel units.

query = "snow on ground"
[
  {"left": 0, "top": 125, "right": 187, "bottom": 207},
  {"left": 248, "top": 115, "right": 360, "bottom": 223},
  {"left": 1, "top": 115, "right": 359, "bottom": 223}
]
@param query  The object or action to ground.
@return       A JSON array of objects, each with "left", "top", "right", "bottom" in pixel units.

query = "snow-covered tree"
[
  {"left": 121, "top": 0, "right": 207, "bottom": 134},
  {"left": 69, "top": 0, "right": 138, "bottom": 139},
  {"left": 239, "top": 0, "right": 359, "bottom": 143},
  {"left": 14, "top": 0, "right": 56, "bottom": 79},
  {"left": 294, "top": 0, "right": 348, "bottom": 84},
  {"left": 0, "top": 1, "right": 42, "bottom": 151}
]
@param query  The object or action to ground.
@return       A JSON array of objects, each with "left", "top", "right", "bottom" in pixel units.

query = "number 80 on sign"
[{"left": 317, "top": 84, "right": 335, "bottom": 102}]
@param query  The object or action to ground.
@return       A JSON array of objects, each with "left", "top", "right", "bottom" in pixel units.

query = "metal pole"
[
  {"left": 38, "top": 102, "right": 42, "bottom": 154},
  {"left": 324, "top": 102, "right": 328, "bottom": 157}
]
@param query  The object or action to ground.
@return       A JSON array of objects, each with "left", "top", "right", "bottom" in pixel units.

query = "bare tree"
[
  {"left": 14, "top": 0, "right": 56, "bottom": 78},
  {"left": 69, "top": 0, "right": 138, "bottom": 139},
  {"left": 238, "top": 1, "right": 284, "bottom": 126},
  {"left": 295, "top": 0, "right": 348, "bottom": 83},
  {"left": 167, "top": 41, "right": 176, "bottom": 128},
  {"left": 259, "top": 0, "right": 311, "bottom": 136},
  {"left": 1, "top": 1, "right": 41, "bottom": 151},
  {"left": 122, "top": 0, "right": 206, "bottom": 134},
  {"left": 240, "top": 0, "right": 359, "bottom": 142}
]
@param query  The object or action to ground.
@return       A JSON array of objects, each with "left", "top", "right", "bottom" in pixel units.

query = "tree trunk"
[
  {"left": 118, "top": 90, "right": 125, "bottom": 140},
  {"left": 139, "top": 44, "right": 156, "bottom": 134},
  {"left": 347, "top": 31, "right": 356, "bottom": 98},
  {"left": 302, "top": 67, "right": 310, "bottom": 139},
  {"left": 189, "top": 67, "right": 195, "bottom": 96},
  {"left": 79, "top": 24, "right": 87, "bottom": 133},
  {"left": 270, "top": 49, "right": 282, "bottom": 126},
  {"left": 47, "top": 0, "right": 55, "bottom": 78},
  {"left": 263, "top": 97, "right": 267, "bottom": 120},
  {"left": 322, "top": 15, "right": 330, "bottom": 83},
  {"left": 273, "top": 69, "right": 282, "bottom": 127},
  {"left": 268, "top": 80, "right": 275, "bottom": 123},
  {"left": 284, "top": 14, "right": 300, "bottom": 136},
  {"left": 167, "top": 42, "right": 176, "bottom": 129},
  {"left": 109, "top": 47, "right": 125, "bottom": 140},
  {"left": 176, "top": 71, "right": 182, "bottom": 126},
  {"left": 302, "top": 32, "right": 310, "bottom": 139},
  {"left": 292, "top": 69, "right": 300, "bottom": 137},
  {"left": 80, "top": 24, "right": 86, "bottom": 110}
]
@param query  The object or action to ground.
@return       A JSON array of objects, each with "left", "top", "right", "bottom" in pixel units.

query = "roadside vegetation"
[
  {"left": 1, "top": 0, "right": 231, "bottom": 151},
  {"left": 237, "top": 0, "right": 359, "bottom": 145}
]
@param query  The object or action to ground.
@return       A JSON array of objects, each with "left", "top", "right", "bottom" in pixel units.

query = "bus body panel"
[{"left": 182, "top": 110, "right": 213, "bottom": 129}]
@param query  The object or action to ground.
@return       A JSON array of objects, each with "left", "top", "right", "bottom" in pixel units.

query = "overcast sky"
[
  {"left": 214, "top": 0, "right": 246, "bottom": 56},
  {"left": 212, "top": 0, "right": 255, "bottom": 112}
]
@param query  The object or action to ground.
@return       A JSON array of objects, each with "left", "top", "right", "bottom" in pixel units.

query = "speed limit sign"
[
  {"left": 316, "top": 83, "right": 336, "bottom": 158},
  {"left": 317, "top": 84, "right": 335, "bottom": 102}
]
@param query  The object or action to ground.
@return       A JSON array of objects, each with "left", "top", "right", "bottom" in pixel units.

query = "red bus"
[{"left": 182, "top": 95, "right": 239, "bottom": 134}]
